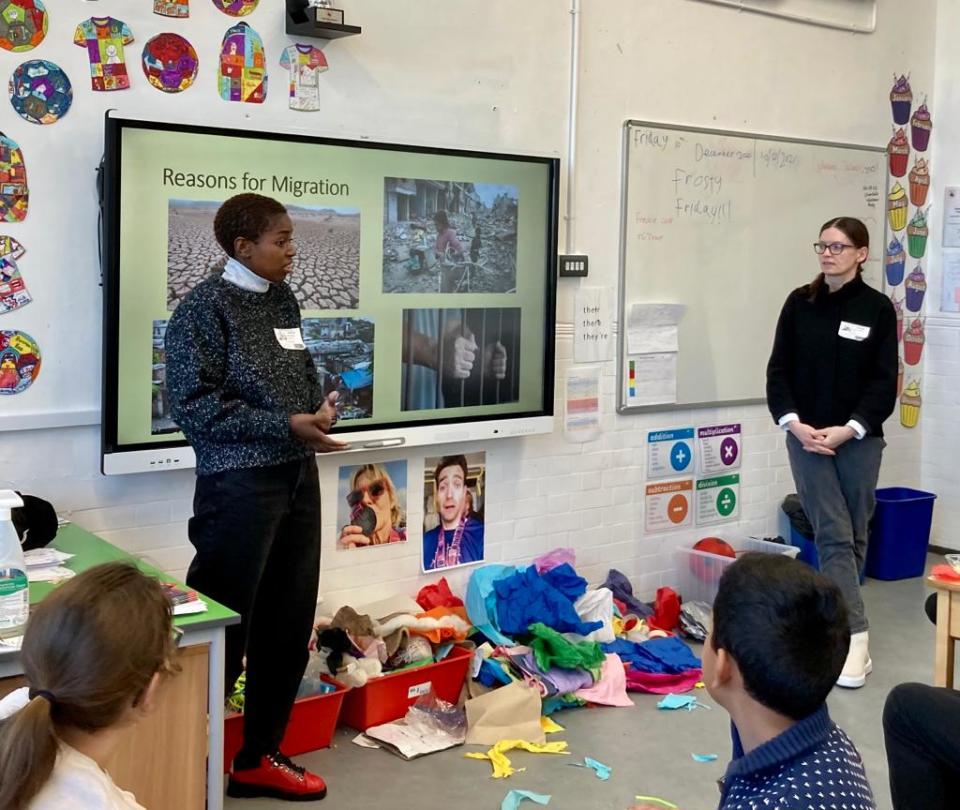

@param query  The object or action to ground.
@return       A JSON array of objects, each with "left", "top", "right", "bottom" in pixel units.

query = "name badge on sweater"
[
  {"left": 838, "top": 321, "right": 870, "bottom": 342},
  {"left": 274, "top": 328, "right": 305, "bottom": 350}
]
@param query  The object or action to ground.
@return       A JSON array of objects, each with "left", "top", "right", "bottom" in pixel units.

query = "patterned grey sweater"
[{"left": 165, "top": 276, "right": 324, "bottom": 475}]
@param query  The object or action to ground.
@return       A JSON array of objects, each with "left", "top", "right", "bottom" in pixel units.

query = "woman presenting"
[{"left": 767, "top": 216, "right": 897, "bottom": 689}]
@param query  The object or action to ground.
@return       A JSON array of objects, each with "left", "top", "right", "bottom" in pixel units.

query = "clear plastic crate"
[{"left": 674, "top": 538, "right": 799, "bottom": 605}]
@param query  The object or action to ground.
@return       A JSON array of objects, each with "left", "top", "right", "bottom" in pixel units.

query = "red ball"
[
  {"left": 693, "top": 537, "right": 736, "bottom": 558},
  {"left": 689, "top": 537, "right": 737, "bottom": 589}
]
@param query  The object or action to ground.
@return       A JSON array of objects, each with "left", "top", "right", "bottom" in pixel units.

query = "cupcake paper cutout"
[
  {"left": 907, "top": 208, "right": 929, "bottom": 259},
  {"left": 887, "top": 182, "right": 908, "bottom": 232},
  {"left": 897, "top": 357, "right": 904, "bottom": 398},
  {"left": 903, "top": 318, "right": 925, "bottom": 366},
  {"left": 890, "top": 74, "right": 913, "bottom": 125},
  {"left": 885, "top": 237, "right": 906, "bottom": 287},
  {"left": 888, "top": 127, "right": 910, "bottom": 177},
  {"left": 911, "top": 101, "right": 932, "bottom": 152},
  {"left": 909, "top": 158, "right": 930, "bottom": 207},
  {"left": 905, "top": 266, "right": 926, "bottom": 313},
  {"left": 891, "top": 294, "right": 904, "bottom": 342},
  {"left": 900, "top": 378, "right": 921, "bottom": 428}
]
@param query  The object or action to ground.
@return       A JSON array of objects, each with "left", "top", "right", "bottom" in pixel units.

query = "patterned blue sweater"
[
  {"left": 165, "top": 276, "right": 324, "bottom": 475},
  {"left": 719, "top": 705, "right": 876, "bottom": 810}
]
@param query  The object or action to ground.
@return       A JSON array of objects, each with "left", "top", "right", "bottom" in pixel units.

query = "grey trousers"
[{"left": 785, "top": 432, "right": 885, "bottom": 634}]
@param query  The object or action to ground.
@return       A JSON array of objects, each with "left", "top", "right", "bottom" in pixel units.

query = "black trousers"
[
  {"left": 883, "top": 682, "right": 960, "bottom": 809},
  {"left": 186, "top": 457, "right": 321, "bottom": 763}
]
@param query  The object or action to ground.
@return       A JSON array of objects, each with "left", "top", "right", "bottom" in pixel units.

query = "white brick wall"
[{"left": 4, "top": 328, "right": 922, "bottom": 610}]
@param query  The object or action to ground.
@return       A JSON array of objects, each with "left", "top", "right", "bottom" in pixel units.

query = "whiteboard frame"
[{"left": 616, "top": 119, "right": 886, "bottom": 415}]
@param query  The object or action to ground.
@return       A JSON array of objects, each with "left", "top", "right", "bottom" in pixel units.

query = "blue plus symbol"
[{"left": 670, "top": 441, "right": 691, "bottom": 471}]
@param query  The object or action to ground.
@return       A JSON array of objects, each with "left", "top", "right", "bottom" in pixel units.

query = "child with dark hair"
[
  {"left": 166, "top": 192, "right": 345, "bottom": 801},
  {"left": 704, "top": 553, "right": 876, "bottom": 810},
  {"left": 0, "top": 562, "right": 178, "bottom": 810}
]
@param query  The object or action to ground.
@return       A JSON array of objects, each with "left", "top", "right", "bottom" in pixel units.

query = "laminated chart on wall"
[
  {"left": 0, "top": 134, "right": 27, "bottom": 222},
  {"left": 0, "top": 0, "right": 47, "bottom": 52},
  {"left": 0, "top": 234, "right": 30, "bottom": 313},
  {"left": 564, "top": 366, "right": 601, "bottom": 443},
  {"left": 697, "top": 424, "right": 741, "bottom": 476},
  {"left": 0, "top": 329, "right": 40, "bottom": 395},
  {"left": 74, "top": 17, "right": 134, "bottom": 92},
  {"left": 213, "top": 0, "right": 258, "bottom": 17},
  {"left": 646, "top": 428, "right": 695, "bottom": 480},
  {"left": 573, "top": 286, "right": 613, "bottom": 363},
  {"left": 280, "top": 44, "right": 327, "bottom": 112},
  {"left": 141, "top": 33, "right": 198, "bottom": 94},
  {"left": 154, "top": 0, "right": 189, "bottom": 17},
  {"left": 219, "top": 22, "right": 266, "bottom": 103},
  {"left": 9, "top": 60, "right": 72, "bottom": 124},
  {"left": 644, "top": 480, "right": 693, "bottom": 533},
  {"left": 695, "top": 474, "right": 740, "bottom": 526}
]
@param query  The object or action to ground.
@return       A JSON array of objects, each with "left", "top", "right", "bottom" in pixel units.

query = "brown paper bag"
[{"left": 465, "top": 681, "right": 544, "bottom": 745}]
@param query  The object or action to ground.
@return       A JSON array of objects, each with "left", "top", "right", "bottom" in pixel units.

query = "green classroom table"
[{"left": 0, "top": 523, "right": 239, "bottom": 810}]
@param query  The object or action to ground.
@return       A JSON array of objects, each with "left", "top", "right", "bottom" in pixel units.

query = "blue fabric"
[
  {"left": 493, "top": 566, "right": 603, "bottom": 637},
  {"left": 541, "top": 563, "right": 588, "bottom": 602},
  {"left": 465, "top": 565, "right": 516, "bottom": 647},
  {"left": 721, "top": 706, "right": 875, "bottom": 809},
  {"left": 476, "top": 658, "right": 512, "bottom": 688},
  {"left": 601, "top": 637, "right": 701, "bottom": 675}
]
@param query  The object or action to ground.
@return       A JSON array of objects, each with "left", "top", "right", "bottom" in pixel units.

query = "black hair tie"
[{"left": 28, "top": 688, "right": 56, "bottom": 704}]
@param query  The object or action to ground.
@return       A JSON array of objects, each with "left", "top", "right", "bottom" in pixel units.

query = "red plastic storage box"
[
  {"left": 223, "top": 680, "right": 348, "bottom": 772},
  {"left": 338, "top": 645, "right": 472, "bottom": 732}
]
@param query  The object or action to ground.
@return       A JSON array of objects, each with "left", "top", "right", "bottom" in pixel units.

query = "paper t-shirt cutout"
[
  {"left": 154, "top": 0, "right": 189, "bottom": 17},
  {"left": 0, "top": 329, "right": 41, "bottom": 394},
  {"left": 0, "top": 0, "right": 47, "bottom": 52},
  {"left": 9, "top": 59, "right": 72, "bottom": 124},
  {"left": 74, "top": 17, "right": 134, "bottom": 92},
  {"left": 212, "top": 0, "right": 258, "bottom": 16},
  {"left": 142, "top": 33, "right": 198, "bottom": 94},
  {"left": 280, "top": 44, "right": 327, "bottom": 111},
  {"left": 218, "top": 22, "right": 266, "bottom": 103},
  {"left": 0, "top": 234, "right": 29, "bottom": 313},
  {"left": 0, "top": 133, "right": 27, "bottom": 222}
]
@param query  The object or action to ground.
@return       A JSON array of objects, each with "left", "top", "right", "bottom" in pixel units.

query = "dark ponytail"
[
  {"left": 802, "top": 216, "right": 870, "bottom": 301},
  {"left": 0, "top": 562, "right": 177, "bottom": 809}
]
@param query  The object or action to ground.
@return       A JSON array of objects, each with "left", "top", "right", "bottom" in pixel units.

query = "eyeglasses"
[
  {"left": 813, "top": 242, "right": 855, "bottom": 255},
  {"left": 346, "top": 480, "right": 386, "bottom": 507},
  {"left": 171, "top": 625, "right": 184, "bottom": 648}
]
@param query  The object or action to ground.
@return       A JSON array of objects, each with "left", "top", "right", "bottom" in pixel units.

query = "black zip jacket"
[{"left": 766, "top": 274, "right": 898, "bottom": 437}]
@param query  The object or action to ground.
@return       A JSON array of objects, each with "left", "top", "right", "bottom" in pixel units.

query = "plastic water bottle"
[{"left": 0, "top": 490, "right": 28, "bottom": 639}]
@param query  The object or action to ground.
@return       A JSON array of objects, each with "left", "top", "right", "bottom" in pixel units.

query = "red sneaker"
[{"left": 227, "top": 752, "right": 327, "bottom": 801}]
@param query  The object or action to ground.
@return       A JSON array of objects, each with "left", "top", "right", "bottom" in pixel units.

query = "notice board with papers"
[{"left": 617, "top": 121, "right": 886, "bottom": 413}]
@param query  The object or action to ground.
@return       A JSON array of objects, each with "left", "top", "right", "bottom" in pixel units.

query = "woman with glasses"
[
  {"left": 338, "top": 463, "right": 407, "bottom": 548},
  {"left": 767, "top": 216, "right": 898, "bottom": 690},
  {"left": 0, "top": 562, "right": 180, "bottom": 810}
]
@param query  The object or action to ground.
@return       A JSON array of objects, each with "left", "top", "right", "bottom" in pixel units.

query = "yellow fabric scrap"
[
  {"left": 540, "top": 716, "right": 564, "bottom": 734},
  {"left": 465, "top": 739, "right": 569, "bottom": 779}
]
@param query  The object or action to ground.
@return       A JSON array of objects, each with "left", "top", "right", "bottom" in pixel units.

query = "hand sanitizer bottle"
[{"left": 0, "top": 490, "right": 28, "bottom": 640}]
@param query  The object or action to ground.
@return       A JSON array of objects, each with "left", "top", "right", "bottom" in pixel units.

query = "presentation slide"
[{"left": 108, "top": 121, "right": 556, "bottom": 449}]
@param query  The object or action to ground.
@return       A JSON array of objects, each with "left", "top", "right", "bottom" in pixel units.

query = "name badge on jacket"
[
  {"left": 274, "top": 327, "right": 305, "bottom": 350},
  {"left": 838, "top": 321, "right": 870, "bottom": 342}
]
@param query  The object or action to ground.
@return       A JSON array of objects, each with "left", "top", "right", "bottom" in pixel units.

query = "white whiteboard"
[{"left": 617, "top": 121, "right": 886, "bottom": 413}]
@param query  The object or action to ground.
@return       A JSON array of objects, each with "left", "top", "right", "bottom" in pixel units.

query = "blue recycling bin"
[
  {"left": 865, "top": 487, "right": 937, "bottom": 581},
  {"left": 789, "top": 526, "right": 820, "bottom": 569}
]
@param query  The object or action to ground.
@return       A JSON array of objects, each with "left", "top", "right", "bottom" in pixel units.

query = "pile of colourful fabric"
[{"left": 463, "top": 548, "right": 702, "bottom": 713}]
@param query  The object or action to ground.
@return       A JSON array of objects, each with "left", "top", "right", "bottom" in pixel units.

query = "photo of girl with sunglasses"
[{"left": 336, "top": 461, "right": 408, "bottom": 549}]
